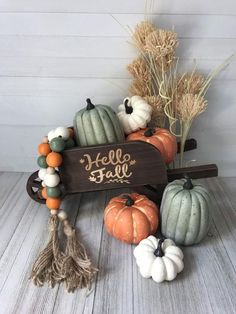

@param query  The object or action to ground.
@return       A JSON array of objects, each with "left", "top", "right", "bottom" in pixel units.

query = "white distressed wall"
[{"left": 0, "top": 0, "right": 235, "bottom": 175}]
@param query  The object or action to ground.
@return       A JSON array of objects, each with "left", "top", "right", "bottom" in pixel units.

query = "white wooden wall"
[{"left": 0, "top": 0, "right": 235, "bottom": 175}]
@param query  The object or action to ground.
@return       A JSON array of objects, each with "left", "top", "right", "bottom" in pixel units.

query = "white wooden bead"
[
  {"left": 42, "top": 136, "right": 48, "bottom": 144},
  {"left": 38, "top": 168, "right": 47, "bottom": 180},
  {"left": 46, "top": 167, "right": 55, "bottom": 174},
  {"left": 54, "top": 126, "right": 70, "bottom": 140},
  {"left": 48, "top": 129, "right": 56, "bottom": 142},
  {"left": 58, "top": 210, "right": 68, "bottom": 221},
  {"left": 50, "top": 209, "right": 58, "bottom": 215},
  {"left": 44, "top": 173, "right": 60, "bottom": 187},
  {"left": 41, "top": 181, "right": 46, "bottom": 187}
]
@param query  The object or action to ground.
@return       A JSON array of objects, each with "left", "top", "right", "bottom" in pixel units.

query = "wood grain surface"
[
  {"left": 0, "top": 172, "right": 235, "bottom": 314},
  {"left": 59, "top": 141, "right": 167, "bottom": 193}
]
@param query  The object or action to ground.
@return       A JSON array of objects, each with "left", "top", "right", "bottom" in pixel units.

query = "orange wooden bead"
[
  {"left": 41, "top": 187, "right": 48, "bottom": 199},
  {"left": 46, "top": 152, "right": 63, "bottom": 167},
  {"left": 68, "top": 128, "right": 74, "bottom": 138},
  {"left": 38, "top": 143, "right": 51, "bottom": 156},
  {"left": 46, "top": 197, "right": 61, "bottom": 209}
]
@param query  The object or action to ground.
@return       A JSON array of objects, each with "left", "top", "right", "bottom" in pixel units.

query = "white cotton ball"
[{"left": 54, "top": 127, "right": 70, "bottom": 140}]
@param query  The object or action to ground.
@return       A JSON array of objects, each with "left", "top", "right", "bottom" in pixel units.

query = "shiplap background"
[{"left": 0, "top": 0, "right": 235, "bottom": 175}]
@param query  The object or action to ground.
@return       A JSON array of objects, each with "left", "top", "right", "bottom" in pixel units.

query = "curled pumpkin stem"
[{"left": 154, "top": 238, "right": 165, "bottom": 257}]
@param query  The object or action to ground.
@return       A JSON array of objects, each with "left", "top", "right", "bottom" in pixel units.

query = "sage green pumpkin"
[
  {"left": 160, "top": 178, "right": 212, "bottom": 246},
  {"left": 73, "top": 99, "right": 125, "bottom": 146}
]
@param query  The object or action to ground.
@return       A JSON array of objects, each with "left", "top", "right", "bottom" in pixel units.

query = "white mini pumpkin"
[
  {"left": 133, "top": 236, "right": 184, "bottom": 283},
  {"left": 117, "top": 96, "right": 152, "bottom": 134}
]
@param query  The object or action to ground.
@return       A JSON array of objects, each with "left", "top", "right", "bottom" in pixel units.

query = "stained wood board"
[{"left": 0, "top": 172, "right": 235, "bottom": 314}]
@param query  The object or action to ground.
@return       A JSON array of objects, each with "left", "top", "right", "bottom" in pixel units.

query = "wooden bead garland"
[
  {"left": 37, "top": 127, "right": 74, "bottom": 209},
  {"left": 32, "top": 126, "right": 97, "bottom": 293}
]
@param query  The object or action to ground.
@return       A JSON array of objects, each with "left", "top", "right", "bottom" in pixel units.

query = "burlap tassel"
[
  {"left": 30, "top": 215, "right": 65, "bottom": 288},
  {"left": 59, "top": 218, "right": 98, "bottom": 293}
]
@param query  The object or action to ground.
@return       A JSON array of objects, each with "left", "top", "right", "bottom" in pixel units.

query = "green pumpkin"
[
  {"left": 160, "top": 178, "right": 212, "bottom": 246},
  {"left": 73, "top": 99, "right": 125, "bottom": 146}
]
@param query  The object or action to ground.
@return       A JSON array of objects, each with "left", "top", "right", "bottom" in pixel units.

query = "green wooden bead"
[
  {"left": 37, "top": 155, "right": 48, "bottom": 168},
  {"left": 65, "top": 138, "right": 75, "bottom": 149},
  {"left": 49, "top": 137, "right": 65, "bottom": 152},
  {"left": 46, "top": 186, "right": 61, "bottom": 198}
]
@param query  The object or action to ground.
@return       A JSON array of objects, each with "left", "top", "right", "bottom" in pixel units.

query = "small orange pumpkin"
[
  {"left": 104, "top": 193, "right": 159, "bottom": 244},
  {"left": 127, "top": 127, "right": 177, "bottom": 164}
]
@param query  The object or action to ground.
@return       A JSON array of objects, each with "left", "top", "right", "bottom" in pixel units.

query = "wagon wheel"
[
  {"left": 26, "top": 171, "right": 46, "bottom": 204},
  {"left": 27, "top": 171, "right": 67, "bottom": 204}
]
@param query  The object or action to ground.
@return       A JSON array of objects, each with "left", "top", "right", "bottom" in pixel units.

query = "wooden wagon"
[{"left": 27, "top": 138, "right": 217, "bottom": 204}]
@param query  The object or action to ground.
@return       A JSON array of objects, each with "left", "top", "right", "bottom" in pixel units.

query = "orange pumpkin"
[
  {"left": 104, "top": 193, "right": 159, "bottom": 244},
  {"left": 127, "top": 127, "right": 177, "bottom": 164}
]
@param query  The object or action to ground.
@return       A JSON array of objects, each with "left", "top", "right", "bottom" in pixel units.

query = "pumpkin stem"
[
  {"left": 144, "top": 128, "right": 155, "bottom": 137},
  {"left": 183, "top": 176, "right": 194, "bottom": 190},
  {"left": 123, "top": 194, "right": 134, "bottom": 206},
  {"left": 154, "top": 239, "right": 164, "bottom": 257},
  {"left": 86, "top": 98, "right": 95, "bottom": 110},
  {"left": 124, "top": 98, "right": 133, "bottom": 114}
]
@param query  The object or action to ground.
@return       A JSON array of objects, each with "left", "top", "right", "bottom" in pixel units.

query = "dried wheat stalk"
[{"left": 127, "top": 18, "right": 233, "bottom": 167}]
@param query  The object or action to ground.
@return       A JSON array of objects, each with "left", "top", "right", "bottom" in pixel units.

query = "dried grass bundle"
[
  {"left": 128, "top": 22, "right": 179, "bottom": 129},
  {"left": 177, "top": 73, "right": 205, "bottom": 96},
  {"left": 129, "top": 79, "right": 150, "bottom": 97},
  {"left": 176, "top": 94, "right": 207, "bottom": 166},
  {"left": 177, "top": 94, "right": 207, "bottom": 122},
  {"left": 127, "top": 13, "right": 233, "bottom": 168},
  {"left": 145, "top": 29, "right": 178, "bottom": 69},
  {"left": 132, "top": 21, "right": 156, "bottom": 51},
  {"left": 127, "top": 57, "right": 150, "bottom": 82}
]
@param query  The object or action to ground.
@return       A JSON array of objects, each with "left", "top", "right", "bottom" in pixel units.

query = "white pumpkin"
[
  {"left": 117, "top": 96, "right": 152, "bottom": 134},
  {"left": 133, "top": 236, "right": 184, "bottom": 283}
]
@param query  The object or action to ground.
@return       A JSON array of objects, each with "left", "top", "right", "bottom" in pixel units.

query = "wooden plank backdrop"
[
  {"left": 0, "top": 13, "right": 235, "bottom": 38},
  {"left": 0, "top": 0, "right": 235, "bottom": 174},
  {"left": 0, "top": 0, "right": 235, "bottom": 14}
]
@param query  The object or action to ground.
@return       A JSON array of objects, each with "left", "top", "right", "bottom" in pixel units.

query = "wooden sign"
[
  {"left": 26, "top": 138, "right": 218, "bottom": 204},
  {"left": 59, "top": 141, "right": 168, "bottom": 194}
]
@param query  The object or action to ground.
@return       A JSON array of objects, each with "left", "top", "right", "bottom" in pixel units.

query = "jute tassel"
[
  {"left": 59, "top": 217, "right": 98, "bottom": 293},
  {"left": 30, "top": 214, "right": 65, "bottom": 288}
]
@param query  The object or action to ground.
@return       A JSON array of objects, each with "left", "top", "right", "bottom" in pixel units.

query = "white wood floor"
[{"left": 0, "top": 172, "right": 235, "bottom": 314}]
